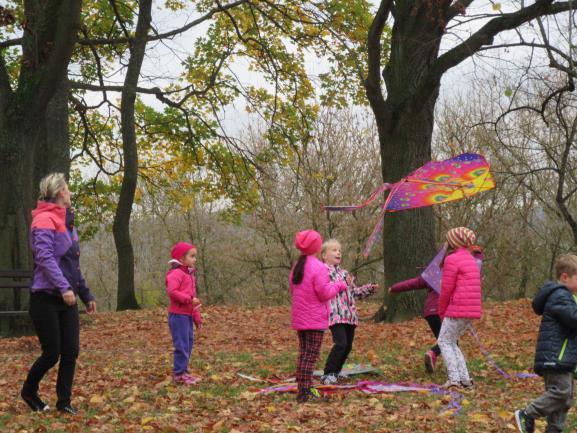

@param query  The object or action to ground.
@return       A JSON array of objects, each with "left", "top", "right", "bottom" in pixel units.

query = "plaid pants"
[{"left": 296, "top": 330, "right": 324, "bottom": 393}]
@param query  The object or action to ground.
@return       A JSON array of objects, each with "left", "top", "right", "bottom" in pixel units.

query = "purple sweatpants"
[{"left": 168, "top": 313, "right": 194, "bottom": 375}]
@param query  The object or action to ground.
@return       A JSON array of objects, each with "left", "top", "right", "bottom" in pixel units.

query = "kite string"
[
  {"left": 468, "top": 324, "right": 537, "bottom": 379},
  {"left": 323, "top": 182, "right": 393, "bottom": 212}
]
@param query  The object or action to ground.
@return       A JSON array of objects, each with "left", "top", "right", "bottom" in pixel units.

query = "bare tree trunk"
[{"left": 113, "top": 0, "right": 152, "bottom": 310}]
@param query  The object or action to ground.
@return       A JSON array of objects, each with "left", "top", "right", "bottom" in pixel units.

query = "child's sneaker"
[
  {"left": 173, "top": 373, "right": 198, "bottom": 385},
  {"left": 320, "top": 373, "right": 338, "bottom": 385},
  {"left": 296, "top": 388, "right": 325, "bottom": 403},
  {"left": 183, "top": 373, "right": 201, "bottom": 384},
  {"left": 514, "top": 409, "right": 535, "bottom": 433},
  {"left": 424, "top": 350, "right": 437, "bottom": 373},
  {"left": 441, "top": 380, "right": 460, "bottom": 390}
]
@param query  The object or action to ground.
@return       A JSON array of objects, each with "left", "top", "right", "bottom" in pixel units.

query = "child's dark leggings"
[
  {"left": 324, "top": 324, "right": 356, "bottom": 375},
  {"left": 425, "top": 314, "right": 442, "bottom": 356}
]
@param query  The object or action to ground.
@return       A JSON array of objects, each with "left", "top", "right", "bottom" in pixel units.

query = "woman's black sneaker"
[
  {"left": 57, "top": 405, "right": 78, "bottom": 415},
  {"left": 21, "top": 392, "right": 49, "bottom": 412}
]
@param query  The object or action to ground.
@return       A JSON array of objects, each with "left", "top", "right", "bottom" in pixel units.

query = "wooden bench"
[
  {"left": 0, "top": 270, "right": 32, "bottom": 316},
  {"left": 0, "top": 270, "right": 33, "bottom": 336},
  {"left": 0, "top": 270, "right": 89, "bottom": 337}
]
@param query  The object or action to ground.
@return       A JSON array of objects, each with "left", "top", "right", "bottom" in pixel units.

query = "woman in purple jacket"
[{"left": 21, "top": 173, "right": 96, "bottom": 414}]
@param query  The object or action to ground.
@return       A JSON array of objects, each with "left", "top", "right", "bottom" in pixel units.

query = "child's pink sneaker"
[
  {"left": 183, "top": 374, "right": 201, "bottom": 384},
  {"left": 173, "top": 373, "right": 200, "bottom": 385},
  {"left": 424, "top": 350, "right": 437, "bottom": 373}
]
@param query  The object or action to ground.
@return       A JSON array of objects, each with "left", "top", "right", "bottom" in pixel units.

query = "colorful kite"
[{"left": 323, "top": 153, "right": 495, "bottom": 256}]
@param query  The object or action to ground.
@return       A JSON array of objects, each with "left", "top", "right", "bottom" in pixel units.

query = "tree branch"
[
  {"left": 78, "top": 0, "right": 249, "bottom": 47},
  {"left": 363, "top": 0, "right": 393, "bottom": 118},
  {"left": 0, "top": 52, "right": 13, "bottom": 101},
  {"left": 419, "top": 0, "right": 575, "bottom": 101},
  {"left": 0, "top": 38, "right": 21, "bottom": 49},
  {"left": 446, "top": 0, "right": 477, "bottom": 21}
]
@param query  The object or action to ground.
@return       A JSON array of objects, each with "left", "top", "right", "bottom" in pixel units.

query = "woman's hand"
[
  {"left": 62, "top": 290, "right": 77, "bottom": 306},
  {"left": 86, "top": 301, "right": 97, "bottom": 314}
]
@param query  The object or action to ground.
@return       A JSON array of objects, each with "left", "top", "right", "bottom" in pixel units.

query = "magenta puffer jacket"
[
  {"left": 290, "top": 256, "right": 347, "bottom": 331},
  {"left": 439, "top": 248, "right": 482, "bottom": 320},
  {"left": 390, "top": 276, "right": 439, "bottom": 317}
]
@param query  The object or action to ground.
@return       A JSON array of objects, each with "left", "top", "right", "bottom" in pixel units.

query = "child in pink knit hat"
[
  {"left": 166, "top": 242, "right": 202, "bottom": 385},
  {"left": 290, "top": 230, "right": 349, "bottom": 402}
]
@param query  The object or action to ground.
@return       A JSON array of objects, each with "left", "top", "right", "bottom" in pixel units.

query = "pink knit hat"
[
  {"left": 171, "top": 242, "right": 196, "bottom": 260},
  {"left": 294, "top": 230, "right": 322, "bottom": 255}
]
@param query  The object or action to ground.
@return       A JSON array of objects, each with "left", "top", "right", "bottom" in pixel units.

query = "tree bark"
[
  {"left": 35, "top": 77, "right": 71, "bottom": 187},
  {"left": 113, "top": 0, "right": 152, "bottom": 311}
]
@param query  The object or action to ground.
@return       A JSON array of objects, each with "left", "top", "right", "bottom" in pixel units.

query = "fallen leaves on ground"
[{"left": 0, "top": 299, "right": 573, "bottom": 432}]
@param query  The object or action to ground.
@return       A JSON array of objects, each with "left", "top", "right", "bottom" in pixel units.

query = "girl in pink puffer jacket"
[
  {"left": 389, "top": 244, "right": 484, "bottom": 374},
  {"left": 166, "top": 242, "right": 203, "bottom": 385},
  {"left": 438, "top": 227, "right": 482, "bottom": 390},
  {"left": 290, "top": 230, "right": 348, "bottom": 403}
]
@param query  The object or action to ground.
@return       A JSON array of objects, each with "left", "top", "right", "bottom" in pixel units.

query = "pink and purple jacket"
[
  {"left": 439, "top": 248, "right": 482, "bottom": 320},
  {"left": 166, "top": 264, "right": 202, "bottom": 326},
  {"left": 30, "top": 201, "right": 94, "bottom": 303},
  {"left": 390, "top": 276, "right": 439, "bottom": 317},
  {"left": 289, "top": 256, "right": 347, "bottom": 331},
  {"left": 327, "top": 265, "right": 376, "bottom": 326}
]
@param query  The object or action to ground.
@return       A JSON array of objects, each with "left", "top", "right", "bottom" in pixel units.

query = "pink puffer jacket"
[
  {"left": 166, "top": 266, "right": 202, "bottom": 326},
  {"left": 439, "top": 248, "right": 482, "bottom": 320},
  {"left": 290, "top": 256, "right": 347, "bottom": 330}
]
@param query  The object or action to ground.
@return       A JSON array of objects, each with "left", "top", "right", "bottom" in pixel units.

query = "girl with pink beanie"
[
  {"left": 166, "top": 242, "right": 202, "bottom": 385},
  {"left": 290, "top": 230, "right": 348, "bottom": 402},
  {"left": 438, "top": 227, "right": 482, "bottom": 390}
]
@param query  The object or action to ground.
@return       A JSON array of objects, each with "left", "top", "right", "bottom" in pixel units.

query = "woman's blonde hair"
[
  {"left": 39, "top": 172, "right": 67, "bottom": 201},
  {"left": 320, "top": 238, "right": 341, "bottom": 261}
]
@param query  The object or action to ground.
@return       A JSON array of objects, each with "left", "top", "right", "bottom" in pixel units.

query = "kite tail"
[{"left": 362, "top": 182, "right": 403, "bottom": 257}]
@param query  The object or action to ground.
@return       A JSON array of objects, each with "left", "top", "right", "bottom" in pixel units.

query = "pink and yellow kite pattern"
[{"left": 323, "top": 153, "right": 495, "bottom": 256}]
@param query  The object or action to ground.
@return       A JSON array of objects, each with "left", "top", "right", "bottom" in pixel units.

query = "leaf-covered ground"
[{"left": 0, "top": 299, "right": 571, "bottom": 432}]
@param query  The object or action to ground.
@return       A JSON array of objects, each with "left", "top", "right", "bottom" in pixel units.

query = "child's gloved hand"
[
  {"left": 387, "top": 287, "right": 393, "bottom": 294},
  {"left": 345, "top": 274, "right": 355, "bottom": 286}
]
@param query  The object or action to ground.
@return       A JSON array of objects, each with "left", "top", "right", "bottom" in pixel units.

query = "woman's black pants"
[{"left": 22, "top": 292, "right": 80, "bottom": 409}]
